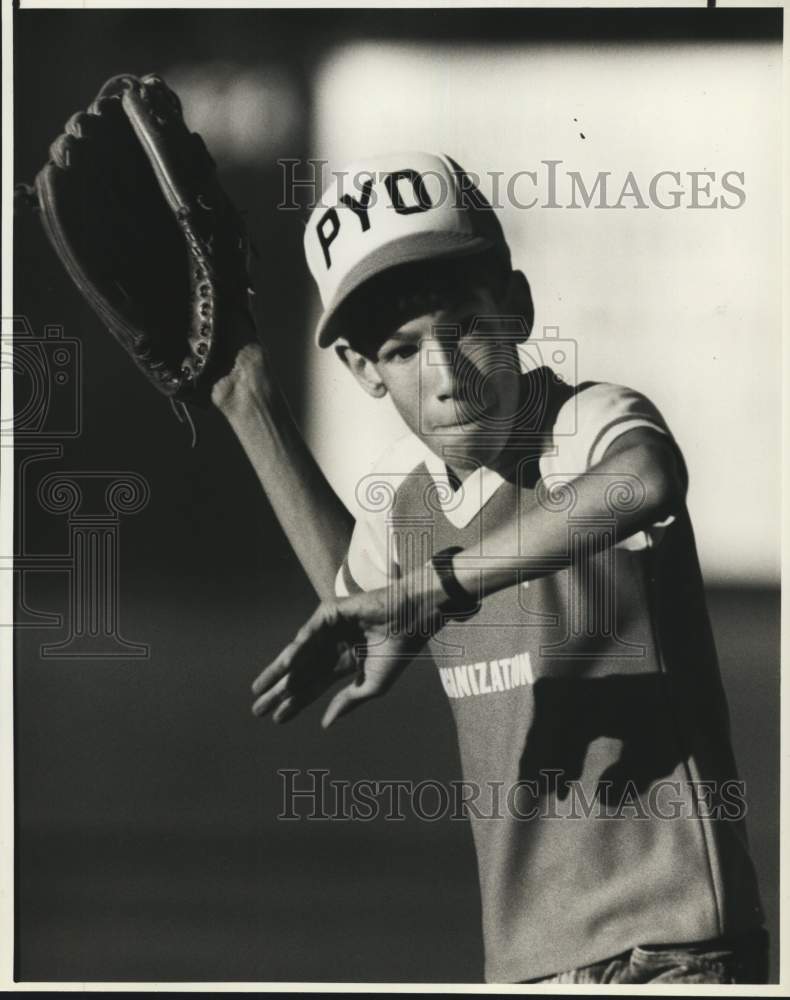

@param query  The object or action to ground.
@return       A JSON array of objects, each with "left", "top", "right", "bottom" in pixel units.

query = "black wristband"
[{"left": 431, "top": 546, "right": 479, "bottom": 616}]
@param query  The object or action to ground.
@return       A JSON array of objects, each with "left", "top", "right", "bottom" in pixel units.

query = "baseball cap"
[{"left": 304, "top": 152, "right": 511, "bottom": 347}]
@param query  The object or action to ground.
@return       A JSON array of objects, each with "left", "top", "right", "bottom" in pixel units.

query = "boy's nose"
[
  {"left": 429, "top": 340, "right": 483, "bottom": 405},
  {"left": 426, "top": 342, "right": 458, "bottom": 401}
]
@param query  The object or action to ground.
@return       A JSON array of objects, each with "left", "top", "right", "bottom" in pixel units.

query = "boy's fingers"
[
  {"left": 253, "top": 649, "right": 354, "bottom": 719},
  {"left": 251, "top": 610, "right": 335, "bottom": 696},
  {"left": 251, "top": 631, "right": 314, "bottom": 696},
  {"left": 251, "top": 671, "right": 291, "bottom": 716},
  {"left": 272, "top": 695, "right": 299, "bottom": 724},
  {"left": 251, "top": 643, "right": 296, "bottom": 696},
  {"left": 321, "top": 676, "right": 375, "bottom": 729}
]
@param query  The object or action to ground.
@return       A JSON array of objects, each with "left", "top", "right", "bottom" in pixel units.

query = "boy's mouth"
[
  {"left": 433, "top": 404, "right": 495, "bottom": 432},
  {"left": 434, "top": 417, "right": 483, "bottom": 432}
]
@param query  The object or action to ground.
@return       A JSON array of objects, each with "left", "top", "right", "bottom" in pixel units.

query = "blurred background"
[{"left": 12, "top": 6, "right": 781, "bottom": 984}]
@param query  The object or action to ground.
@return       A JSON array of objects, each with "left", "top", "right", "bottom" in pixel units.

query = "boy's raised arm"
[
  {"left": 212, "top": 333, "right": 354, "bottom": 602},
  {"left": 250, "top": 426, "right": 686, "bottom": 726}
]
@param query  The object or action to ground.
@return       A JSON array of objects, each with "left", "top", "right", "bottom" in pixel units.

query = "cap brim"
[{"left": 314, "top": 231, "right": 496, "bottom": 348}]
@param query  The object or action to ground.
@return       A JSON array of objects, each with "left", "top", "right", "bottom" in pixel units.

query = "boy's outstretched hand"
[{"left": 251, "top": 578, "right": 444, "bottom": 728}]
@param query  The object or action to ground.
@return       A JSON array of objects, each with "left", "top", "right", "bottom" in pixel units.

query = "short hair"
[{"left": 336, "top": 249, "right": 511, "bottom": 359}]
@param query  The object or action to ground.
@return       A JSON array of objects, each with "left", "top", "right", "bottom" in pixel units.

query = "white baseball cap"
[{"left": 304, "top": 152, "right": 510, "bottom": 347}]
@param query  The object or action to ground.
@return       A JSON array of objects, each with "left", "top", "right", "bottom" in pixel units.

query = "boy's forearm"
[
  {"left": 213, "top": 343, "right": 354, "bottom": 601},
  {"left": 417, "top": 438, "right": 682, "bottom": 608}
]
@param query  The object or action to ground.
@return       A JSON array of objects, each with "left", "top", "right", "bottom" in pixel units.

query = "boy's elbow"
[{"left": 633, "top": 439, "right": 686, "bottom": 522}]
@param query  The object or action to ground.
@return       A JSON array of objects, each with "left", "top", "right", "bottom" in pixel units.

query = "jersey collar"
[{"left": 422, "top": 448, "right": 506, "bottom": 529}]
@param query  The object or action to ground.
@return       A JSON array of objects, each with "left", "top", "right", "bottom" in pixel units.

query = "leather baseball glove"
[{"left": 17, "top": 72, "right": 253, "bottom": 423}]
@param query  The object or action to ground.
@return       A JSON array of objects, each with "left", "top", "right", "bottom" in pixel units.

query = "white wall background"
[{"left": 304, "top": 40, "right": 781, "bottom": 586}]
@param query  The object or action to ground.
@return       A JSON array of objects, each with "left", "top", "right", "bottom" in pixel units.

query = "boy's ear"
[
  {"left": 334, "top": 341, "right": 387, "bottom": 398},
  {"left": 502, "top": 269, "right": 534, "bottom": 340}
]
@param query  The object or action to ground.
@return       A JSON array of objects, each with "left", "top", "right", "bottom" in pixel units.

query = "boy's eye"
[
  {"left": 458, "top": 316, "right": 477, "bottom": 338},
  {"left": 383, "top": 344, "right": 419, "bottom": 363}
]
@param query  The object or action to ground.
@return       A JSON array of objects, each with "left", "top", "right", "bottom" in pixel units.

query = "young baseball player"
[{"left": 213, "top": 153, "right": 767, "bottom": 984}]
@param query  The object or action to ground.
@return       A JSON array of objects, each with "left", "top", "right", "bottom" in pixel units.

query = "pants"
[{"left": 528, "top": 927, "right": 769, "bottom": 985}]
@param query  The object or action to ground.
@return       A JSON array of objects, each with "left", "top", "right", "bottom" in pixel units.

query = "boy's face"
[{"left": 343, "top": 281, "right": 524, "bottom": 473}]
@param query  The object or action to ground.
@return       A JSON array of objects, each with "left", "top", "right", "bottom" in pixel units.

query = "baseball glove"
[{"left": 16, "top": 72, "right": 253, "bottom": 419}]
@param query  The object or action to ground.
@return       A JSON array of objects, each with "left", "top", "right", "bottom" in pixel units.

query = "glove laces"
[{"left": 170, "top": 398, "right": 198, "bottom": 448}]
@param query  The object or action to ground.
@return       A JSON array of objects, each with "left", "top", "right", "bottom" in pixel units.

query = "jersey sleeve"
[
  {"left": 541, "top": 383, "right": 687, "bottom": 550},
  {"left": 334, "top": 507, "right": 395, "bottom": 597},
  {"left": 334, "top": 433, "right": 427, "bottom": 597},
  {"left": 548, "top": 383, "right": 686, "bottom": 480}
]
